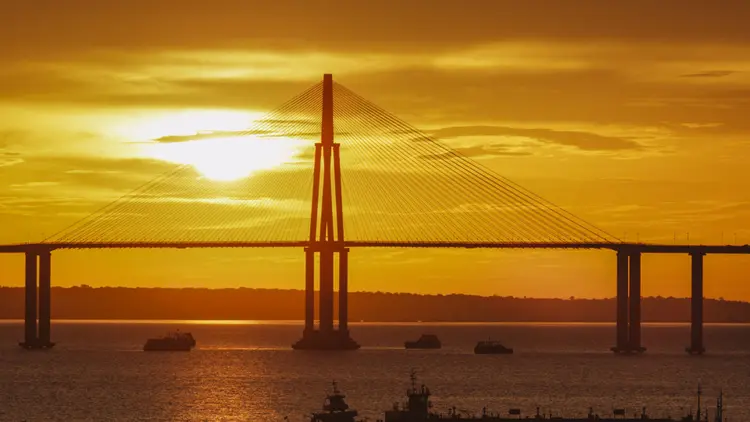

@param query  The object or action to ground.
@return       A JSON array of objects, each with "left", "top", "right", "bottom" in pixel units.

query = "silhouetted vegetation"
[{"left": 0, "top": 286, "right": 748, "bottom": 322}]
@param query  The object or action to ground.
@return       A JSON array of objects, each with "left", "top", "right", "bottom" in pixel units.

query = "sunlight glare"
[
  {"left": 147, "top": 136, "right": 306, "bottom": 181},
  {"left": 112, "top": 109, "right": 260, "bottom": 141}
]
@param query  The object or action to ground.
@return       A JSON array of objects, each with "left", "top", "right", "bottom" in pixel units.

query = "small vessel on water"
[
  {"left": 143, "top": 331, "right": 196, "bottom": 351},
  {"left": 474, "top": 339, "right": 513, "bottom": 354},
  {"left": 310, "top": 382, "right": 360, "bottom": 422},
  {"left": 378, "top": 372, "right": 712, "bottom": 421},
  {"left": 405, "top": 334, "right": 441, "bottom": 349}
]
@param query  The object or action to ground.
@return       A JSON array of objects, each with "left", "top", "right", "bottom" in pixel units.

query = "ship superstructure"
[{"left": 310, "top": 382, "right": 360, "bottom": 422}]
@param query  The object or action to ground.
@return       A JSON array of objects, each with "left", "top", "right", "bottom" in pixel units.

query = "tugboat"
[
  {"left": 474, "top": 339, "right": 513, "bottom": 354},
  {"left": 310, "top": 381, "right": 360, "bottom": 422},
  {"left": 143, "top": 331, "right": 196, "bottom": 351},
  {"left": 405, "top": 334, "right": 441, "bottom": 349}
]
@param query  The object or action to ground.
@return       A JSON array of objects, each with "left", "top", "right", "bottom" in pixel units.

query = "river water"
[{"left": 0, "top": 321, "right": 747, "bottom": 421}]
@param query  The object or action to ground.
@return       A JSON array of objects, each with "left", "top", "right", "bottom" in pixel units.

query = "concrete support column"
[
  {"left": 628, "top": 252, "right": 644, "bottom": 352},
  {"left": 319, "top": 249, "right": 334, "bottom": 332},
  {"left": 23, "top": 252, "right": 38, "bottom": 347},
  {"left": 612, "top": 250, "right": 629, "bottom": 352},
  {"left": 338, "top": 248, "right": 349, "bottom": 333},
  {"left": 38, "top": 250, "right": 51, "bottom": 345},
  {"left": 304, "top": 248, "right": 315, "bottom": 332},
  {"left": 687, "top": 252, "right": 705, "bottom": 355}
]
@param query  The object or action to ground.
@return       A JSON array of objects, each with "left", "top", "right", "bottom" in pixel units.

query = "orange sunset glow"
[{"left": 2, "top": 1, "right": 750, "bottom": 302}]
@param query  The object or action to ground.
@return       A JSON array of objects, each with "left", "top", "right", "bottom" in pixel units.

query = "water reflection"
[{"left": 0, "top": 322, "right": 747, "bottom": 421}]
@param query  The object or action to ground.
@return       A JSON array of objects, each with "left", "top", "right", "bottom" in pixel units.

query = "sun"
[
  {"left": 130, "top": 110, "right": 309, "bottom": 181},
  {"left": 147, "top": 136, "right": 305, "bottom": 181}
]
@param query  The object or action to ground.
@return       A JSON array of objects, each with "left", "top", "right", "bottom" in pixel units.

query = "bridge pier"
[
  {"left": 293, "top": 246, "right": 358, "bottom": 350},
  {"left": 19, "top": 249, "right": 55, "bottom": 350},
  {"left": 319, "top": 248, "right": 335, "bottom": 332},
  {"left": 611, "top": 250, "right": 645, "bottom": 354},
  {"left": 686, "top": 251, "right": 705, "bottom": 355},
  {"left": 628, "top": 252, "right": 645, "bottom": 353},
  {"left": 611, "top": 251, "right": 629, "bottom": 353},
  {"left": 21, "top": 251, "right": 38, "bottom": 348},
  {"left": 304, "top": 248, "right": 315, "bottom": 333},
  {"left": 339, "top": 248, "right": 349, "bottom": 333}
]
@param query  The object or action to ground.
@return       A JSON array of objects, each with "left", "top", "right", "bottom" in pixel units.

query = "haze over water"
[{"left": 0, "top": 322, "right": 748, "bottom": 421}]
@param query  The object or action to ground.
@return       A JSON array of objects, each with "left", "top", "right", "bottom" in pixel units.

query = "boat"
[
  {"left": 405, "top": 334, "right": 441, "bottom": 349},
  {"left": 379, "top": 371, "right": 708, "bottom": 421},
  {"left": 310, "top": 381, "right": 360, "bottom": 422},
  {"left": 474, "top": 339, "right": 513, "bottom": 354},
  {"left": 143, "top": 331, "right": 196, "bottom": 351}
]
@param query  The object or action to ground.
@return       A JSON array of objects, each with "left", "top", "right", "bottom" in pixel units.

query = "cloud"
[
  {"left": 151, "top": 124, "right": 325, "bottom": 144},
  {"left": 3, "top": 1, "right": 750, "bottom": 63},
  {"left": 681, "top": 70, "right": 735, "bottom": 78},
  {"left": 0, "top": 154, "right": 24, "bottom": 168},
  {"left": 64, "top": 169, "right": 122, "bottom": 175},
  {"left": 0, "top": 132, "right": 23, "bottom": 167},
  {"left": 338, "top": 67, "right": 750, "bottom": 135},
  {"left": 1, "top": 155, "right": 180, "bottom": 199},
  {"left": 2, "top": 42, "right": 749, "bottom": 143},
  {"left": 152, "top": 130, "right": 271, "bottom": 143},
  {"left": 431, "top": 126, "right": 642, "bottom": 151},
  {"left": 420, "top": 144, "right": 531, "bottom": 160},
  {"left": 10, "top": 181, "right": 60, "bottom": 190}
]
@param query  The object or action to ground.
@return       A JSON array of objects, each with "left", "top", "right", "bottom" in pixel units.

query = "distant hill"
[{"left": 0, "top": 286, "right": 748, "bottom": 322}]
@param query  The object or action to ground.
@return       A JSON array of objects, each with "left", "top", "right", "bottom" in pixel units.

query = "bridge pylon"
[{"left": 292, "top": 74, "right": 359, "bottom": 351}]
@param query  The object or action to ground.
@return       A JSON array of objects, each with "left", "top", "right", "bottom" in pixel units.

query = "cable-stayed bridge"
[{"left": 2, "top": 75, "right": 748, "bottom": 353}]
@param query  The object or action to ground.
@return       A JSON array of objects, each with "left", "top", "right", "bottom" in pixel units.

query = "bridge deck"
[{"left": 1, "top": 241, "right": 749, "bottom": 254}]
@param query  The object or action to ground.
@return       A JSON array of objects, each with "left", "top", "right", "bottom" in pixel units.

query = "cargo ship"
[
  {"left": 143, "top": 331, "right": 196, "bottom": 351},
  {"left": 304, "top": 373, "right": 723, "bottom": 422},
  {"left": 378, "top": 372, "right": 720, "bottom": 421}
]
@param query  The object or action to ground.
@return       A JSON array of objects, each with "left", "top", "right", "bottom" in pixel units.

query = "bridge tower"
[{"left": 292, "top": 74, "right": 360, "bottom": 350}]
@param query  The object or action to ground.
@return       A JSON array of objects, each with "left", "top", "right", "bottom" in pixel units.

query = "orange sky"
[{"left": 1, "top": 1, "right": 750, "bottom": 300}]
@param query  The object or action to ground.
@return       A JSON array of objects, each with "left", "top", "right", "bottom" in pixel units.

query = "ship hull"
[
  {"left": 143, "top": 339, "right": 193, "bottom": 352},
  {"left": 404, "top": 342, "right": 441, "bottom": 349},
  {"left": 474, "top": 348, "right": 513, "bottom": 354},
  {"left": 385, "top": 413, "right": 677, "bottom": 421}
]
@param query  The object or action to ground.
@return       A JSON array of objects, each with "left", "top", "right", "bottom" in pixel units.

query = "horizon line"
[{"left": 0, "top": 285, "right": 746, "bottom": 303}]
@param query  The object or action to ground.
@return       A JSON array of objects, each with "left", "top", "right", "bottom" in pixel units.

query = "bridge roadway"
[
  {"left": 3, "top": 239, "right": 748, "bottom": 353},
  {"left": 1, "top": 241, "right": 750, "bottom": 254}
]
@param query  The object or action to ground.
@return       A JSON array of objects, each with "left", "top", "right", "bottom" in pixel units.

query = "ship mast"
[
  {"left": 714, "top": 390, "right": 723, "bottom": 422},
  {"left": 695, "top": 384, "right": 702, "bottom": 421}
]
